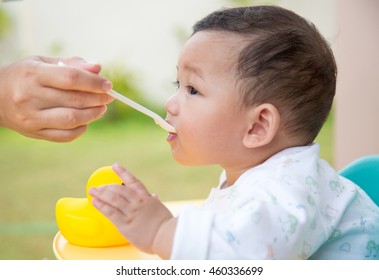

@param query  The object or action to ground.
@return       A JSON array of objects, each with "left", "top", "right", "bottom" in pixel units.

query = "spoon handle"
[{"left": 108, "top": 90, "right": 176, "bottom": 133}]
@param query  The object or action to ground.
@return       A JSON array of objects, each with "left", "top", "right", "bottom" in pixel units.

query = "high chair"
[
  {"left": 309, "top": 154, "right": 379, "bottom": 260},
  {"left": 339, "top": 154, "right": 379, "bottom": 206}
]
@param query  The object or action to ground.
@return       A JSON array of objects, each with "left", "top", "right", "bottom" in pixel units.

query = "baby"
[{"left": 89, "top": 5, "right": 379, "bottom": 259}]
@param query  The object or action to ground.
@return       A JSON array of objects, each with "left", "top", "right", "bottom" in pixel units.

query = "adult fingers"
[
  {"left": 32, "top": 86, "right": 114, "bottom": 110},
  {"left": 14, "top": 106, "right": 106, "bottom": 142},
  {"left": 19, "top": 125, "right": 88, "bottom": 143},
  {"left": 60, "top": 56, "right": 102, "bottom": 74},
  {"left": 5, "top": 104, "right": 107, "bottom": 142},
  {"left": 35, "top": 59, "right": 112, "bottom": 93},
  {"left": 39, "top": 56, "right": 102, "bottom": 74},
  {"left": 35, "top": 106, "right": 107, "bottom": 130}
]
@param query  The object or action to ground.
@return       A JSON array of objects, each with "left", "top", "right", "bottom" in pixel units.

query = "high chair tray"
[
  {"left": 53, "top": 231, "right": 158, "bottom": 260},
  {"left": 53, "top": 199, "right": 203, "bottom": 260}
]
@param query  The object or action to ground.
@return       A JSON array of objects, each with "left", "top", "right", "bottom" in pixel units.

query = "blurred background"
[{"left": 0, "top": 0, "right": 377, "bottom": 259}]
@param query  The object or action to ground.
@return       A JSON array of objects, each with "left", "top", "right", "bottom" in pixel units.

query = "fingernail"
[
  {"left": 112, "top": 163, "right": 126, "bottom": 174},
  {"left": 102, "top": 81, "right": 112, "bottom": 91},
  {"left": 112, "top": 162, "right": 121, "bottom": 170}
]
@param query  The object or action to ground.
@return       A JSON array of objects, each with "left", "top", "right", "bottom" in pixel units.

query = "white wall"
[{"left": 334, "top": 0, "right": 379, "bottom": 169}]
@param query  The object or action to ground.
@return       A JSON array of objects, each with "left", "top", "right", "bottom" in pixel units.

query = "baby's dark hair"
[{"left": 193, "top": 5, "right": 337, "bottom": 144}]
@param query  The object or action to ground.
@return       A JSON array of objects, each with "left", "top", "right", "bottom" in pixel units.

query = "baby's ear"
[{"left": 242, "top": 103, "right": 280, "bottom": 148}]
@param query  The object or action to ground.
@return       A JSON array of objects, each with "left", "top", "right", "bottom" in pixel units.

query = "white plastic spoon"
[
  {"left": 57, "top": 61, "right": 175, "bottom": 133},
  {"left": 107, "top": 89, "right": 176, "bottom": 133}
]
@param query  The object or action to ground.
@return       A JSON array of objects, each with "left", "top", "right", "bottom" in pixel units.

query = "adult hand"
[{"left": 0, "top": 56, "right": 114, "bottom": 142}]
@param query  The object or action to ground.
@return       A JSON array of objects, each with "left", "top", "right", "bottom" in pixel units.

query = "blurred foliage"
[
  {"left": 172, "top": 25, "right": 191, "bottom": 46},
  {"left": 0, "top": 4, "right": 11, "bottom": 38},
  {"left": 48, "top": 41, "right": 65, "bottom": 57},
  {"left": 98, "top": 63, "right": 166, "bottom": 126}
]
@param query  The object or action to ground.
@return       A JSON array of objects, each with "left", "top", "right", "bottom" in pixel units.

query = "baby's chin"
[{"left": 174, "top": 155, "right": 211, "bottom": 167}]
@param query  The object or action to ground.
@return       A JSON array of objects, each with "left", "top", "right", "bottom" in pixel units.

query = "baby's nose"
[{"left": 165, "top": 93, "right": 179, "bottom": 116}]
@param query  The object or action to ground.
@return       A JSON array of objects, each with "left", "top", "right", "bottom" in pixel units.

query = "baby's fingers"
[
  {"left": 112, "top": 163, "right": 150, "bottom": 195},
  {"left": 91, "top": 196, "right": 130, "bottom": 228},
  {"left": 89, "top": 185, "right": 129, "bottom": 213}
]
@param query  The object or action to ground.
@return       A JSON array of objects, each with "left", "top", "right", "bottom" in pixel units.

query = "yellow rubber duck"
[{"left": 56, "top": 166, "right": 129, "bottom": 247}]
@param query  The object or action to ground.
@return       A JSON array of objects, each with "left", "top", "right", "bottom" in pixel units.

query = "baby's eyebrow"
[{"left": 176, "top": 64, "right": 205, "bottom": 80}]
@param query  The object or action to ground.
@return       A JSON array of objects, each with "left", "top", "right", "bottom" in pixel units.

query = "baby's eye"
[
  {"left": 187, "top": 85, "right": 199, "bottom": 95},
  {"left": 173, "top": 81, "right": 179, "bottom": 89}
]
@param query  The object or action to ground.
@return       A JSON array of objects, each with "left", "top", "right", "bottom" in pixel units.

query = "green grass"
[
  {"left": 0, "top": 115, "right": 333, "bottom": 259},
  {"left": 0, "top": 121, "right": 220, "bottom": 259}
]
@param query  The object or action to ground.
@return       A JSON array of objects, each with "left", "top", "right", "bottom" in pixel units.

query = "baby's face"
[{"left": 165, "top": 31, "right": 250, "bottom": 166}]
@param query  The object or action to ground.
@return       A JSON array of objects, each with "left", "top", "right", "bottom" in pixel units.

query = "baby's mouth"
[{"left": 166, "top": 131, "right": 177, "bottom": 142}]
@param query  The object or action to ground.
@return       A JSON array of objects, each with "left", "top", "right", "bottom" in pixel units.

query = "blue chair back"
[{"left": 339, "top": 154, "right": 379, "bottom": 206}]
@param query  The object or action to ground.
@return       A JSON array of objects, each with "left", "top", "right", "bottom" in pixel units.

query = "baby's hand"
[{"left": 89, "top": 163, "right": 174, "bottom": 255}]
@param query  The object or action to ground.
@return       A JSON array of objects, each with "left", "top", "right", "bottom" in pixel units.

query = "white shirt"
[{"left": 170, "top": 143, "right": 379, "bottom": 259}]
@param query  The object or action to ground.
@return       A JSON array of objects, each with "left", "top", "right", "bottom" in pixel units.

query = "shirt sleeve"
[{"left": 170, "top": 205, "right": 214, "bottom": 259}]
